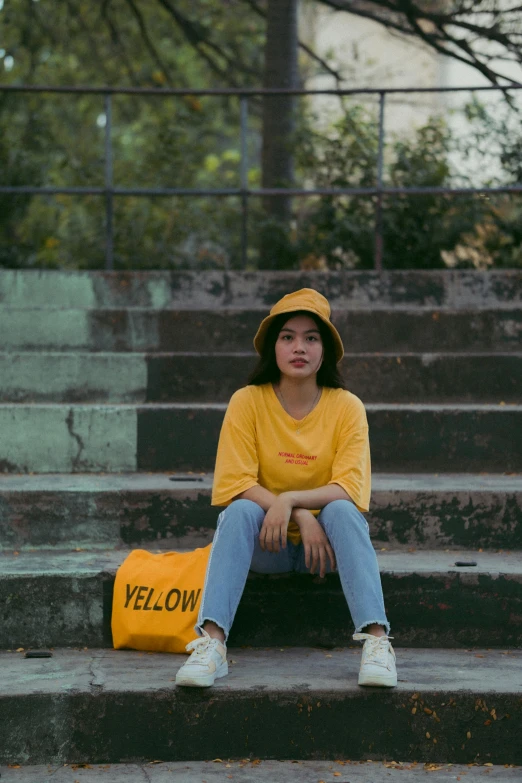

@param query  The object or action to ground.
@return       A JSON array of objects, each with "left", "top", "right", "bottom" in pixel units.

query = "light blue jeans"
[{"left": 196, "top": 498, "right": 390, "bottom": 640}]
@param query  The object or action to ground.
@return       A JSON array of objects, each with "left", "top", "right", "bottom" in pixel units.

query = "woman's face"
[{"left": 274, "top": 314, "right": 324, "bottom": 381}]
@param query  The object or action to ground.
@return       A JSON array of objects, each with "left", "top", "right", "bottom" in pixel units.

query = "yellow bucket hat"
[{"left": 253, "top": 288, "right": 344, "bottom": 363}]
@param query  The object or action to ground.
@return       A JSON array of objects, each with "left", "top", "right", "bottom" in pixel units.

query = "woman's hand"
[
  {"left": 293, "top": 508, "right": 336, "bottom": 578},
  {"left": 259, "top": 494, "right": 293, "bottom": 552}
]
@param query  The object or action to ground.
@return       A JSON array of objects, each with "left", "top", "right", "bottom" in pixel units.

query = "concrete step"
[
  {"left": 0, "top": 352, "right": 146, "bottom": 403},
  {"left": 2, "top": 352, "right": 521, "bottom": 404},
  {"left": 2, "top": 761, "right": 520, "bottom": 782},
  {"left": 1, "top": 403, "right": 521, "bottom": 474},
  {"left": 1, "top": 473, "right": 521, "bottom": 552},
  {"left": 2, "top": 269, "right": 521, "bottom": 308},
  {"left": 0, "top": 647, "right": 521, "bottom": 765},
  {"left": 2, "top": 308, "right": 522, "bottom": 353},
  {"left": 1, "top": 549, "right": 521, "bottom": 649}
]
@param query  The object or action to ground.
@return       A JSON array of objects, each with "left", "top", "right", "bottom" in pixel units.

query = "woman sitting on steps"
[{"left": 175, "top": 288, "right": 397, "bottom": 688}]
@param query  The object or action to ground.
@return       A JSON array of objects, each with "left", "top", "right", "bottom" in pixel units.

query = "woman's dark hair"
[{"left": 248, "top": 310, "right": 346, "bottom": 389}]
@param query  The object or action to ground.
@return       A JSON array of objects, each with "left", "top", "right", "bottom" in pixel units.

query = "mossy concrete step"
[
  {"left": 1, "top": 403, "right": 521, "bottom": 474},
  {"left": 1, "top": 473, "right": 521, "bottom": 552},
  {"left": 0, "top": 352, "right": 146, "bottom": 403},
  {"left": 2, "top": 269, "right": 521, "bottom": 308},
  {"left": 1, "top": 549, "right": 521, "bottom": 649},
  {"left": 2, "top": 761, "right": 520, "bottom": 782},
  {"left": 2, "top": 308, "right": 522, "bottom": 353},
  {"left": 1, "top": 647, "right": 521, "bottom": 765},
  {"left": 2, "top": 352, "right": 521, "bottom": 404}
]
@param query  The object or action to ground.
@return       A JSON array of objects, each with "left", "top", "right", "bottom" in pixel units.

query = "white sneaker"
[
  {"left": 353, "top": 632, "right": 397, "bottom": 687},
  {"left": 175, "top": 630, "right": 228, "bottom": 687}
]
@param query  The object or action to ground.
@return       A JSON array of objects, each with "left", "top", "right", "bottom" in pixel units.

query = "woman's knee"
[
  {"left": 320, "top": 499, "right": 368, "bottom": 532},
  {"left": 219, "top": 498, "right": 265, "bottom": 531}
]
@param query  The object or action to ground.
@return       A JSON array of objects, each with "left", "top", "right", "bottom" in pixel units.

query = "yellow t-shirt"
[{"left": 211, "top": 383, "right": 371, "bottom": 545}]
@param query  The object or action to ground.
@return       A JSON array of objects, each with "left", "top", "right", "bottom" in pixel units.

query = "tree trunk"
[{"left": 259, "top": 0, "right": 299, "bottom": 268}]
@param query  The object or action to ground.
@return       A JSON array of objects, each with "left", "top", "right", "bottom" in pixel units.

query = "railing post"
[
  {"left": 374, "top": 91, "right": 386, "bottom": 272},
  {"left": 104, "top": 93, "right": 114, "bottom": 271},
  {"left": 240, "top": 95, "right": 249, "bottom": 268}
]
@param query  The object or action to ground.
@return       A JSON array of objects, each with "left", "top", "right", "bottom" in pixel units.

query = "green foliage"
[
  {"left": 0, "top": 1, "right": 521, "bottom": 270},
  {"left": 0, "top": 0, "right": 263, "bottom": 269},
  {"left": 293, "top": 102, "right": 522, "bottom": 270}
]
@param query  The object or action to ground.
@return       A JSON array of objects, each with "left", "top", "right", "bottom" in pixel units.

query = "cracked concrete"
[
  {"left": 1, "top": 649, "right": 522, "bottom": 766},
  {"left": 0, "top": 405, "right": 137, "bottom": 472},
  {"left": 139, "top": 763, "right": 153, "bottom": 782},
  {"left": 88, "top": 651, "right": 106, "bottom": 691},
  {"left": 66, "top": 409, "right": 85, "bottom": 472}
]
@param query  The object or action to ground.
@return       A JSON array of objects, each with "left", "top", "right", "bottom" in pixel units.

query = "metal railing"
[{"left": 1, "top": 83, "right": 521, "bottom": 271}]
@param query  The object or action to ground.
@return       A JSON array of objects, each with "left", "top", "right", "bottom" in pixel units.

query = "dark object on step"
[
  {"left": 169, "top": 475, "right": 204, "bottom": 482},
  {"left": 454, "top": 560, "right": 478, "bottom": 567},
  {"left": 25, "top": 650, "right": 53, "bottom": 658}
]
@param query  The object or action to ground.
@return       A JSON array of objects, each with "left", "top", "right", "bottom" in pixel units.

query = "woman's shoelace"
[
  {"left": 186, "top": 636, "right": 219, "bottom": 660},
  {"left": 364, "top": 636, "right": 391, "bottom": 666}
]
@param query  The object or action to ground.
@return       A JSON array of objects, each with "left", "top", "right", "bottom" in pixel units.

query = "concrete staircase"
[{"left": 0, "top": 269, "right": 521, "bottom": 773}]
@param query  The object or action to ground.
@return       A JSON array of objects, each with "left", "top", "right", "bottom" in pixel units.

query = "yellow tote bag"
[{"left": 111, "top": 545, "right": 211, "bottom": 654}]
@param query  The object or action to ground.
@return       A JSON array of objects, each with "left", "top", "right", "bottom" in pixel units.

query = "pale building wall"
[
  {"left": 299, "top": 2, "right": 445, "bottom": 136},
  {"left": 300, "top": 2, "right": 521, "bottom": 137},
  {"left": 299, "top": 2, "right": 521, "bottom": 185}
]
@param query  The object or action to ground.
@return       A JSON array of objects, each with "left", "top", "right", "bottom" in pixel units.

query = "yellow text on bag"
[{"left": 111, "top": 545, "right": 211, "bottom": 654}]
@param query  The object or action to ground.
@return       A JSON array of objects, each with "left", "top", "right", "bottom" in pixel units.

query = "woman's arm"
[
  {"left": 281, "top": 484, "right": 353, "bottom": 509},
  {"left": 234, "top": 484, "right": 276, "bottom": 511},
  {"left": 235, "top": 483, "right": 352, "bottom": 560},
  {"left": 234, "top": 485, "right": 314, "bottom": 530},
  {"left": 235, "top": 483, "right": 352, "bottom": 511}
]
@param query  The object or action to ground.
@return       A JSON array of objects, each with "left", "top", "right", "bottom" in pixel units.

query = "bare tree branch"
[
  {"left": 98, "top": 0, "right": 141, "bottom": 85},
  {"left": 154, "top": 0, "right": 261, "bottom": 84},
  {"left": 316, "top": 0, "right": 522, "bottom": 85},
  {"left": 123, "top": 0, "right": 174, "bottom": 84}
]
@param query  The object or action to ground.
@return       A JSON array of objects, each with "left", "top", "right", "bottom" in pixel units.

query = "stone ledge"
[
  {"left": 2, "top": 352, "right": 521, "bottom": 404},
  {"left": 0, "top": 647, "right": 521, "bottom": 765},
  {"left": 2, "top": 308, "right": 522, "bottom": 353},
  {"left": 1, "top": 472, "right": 521, "bottom": 551},
  {"left": 1, "top": 550, "right": 522, "bottom": 649},
  {"left": 1, "top": 760, "right": 520, "bottom": 782},
  {"left": 1, "top": 269, "right": 522, "bottom": 309}
]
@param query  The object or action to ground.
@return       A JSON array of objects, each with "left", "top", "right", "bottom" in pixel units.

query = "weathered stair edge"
[
  {"left": 2, "top": 761, "right": 520, "bottom": 782},
  {"left": 0, "top": 648, "right": 521, "bottom": 766},
  {"left": 1, "top": 761, "right": 521, "bottom": 782},
  {"left": 1, "top": 551, "right": 521, "bottom": 649},
  {"left": 1, "top": 269, "right": 522, "bottom": 308},
  {"left": 1, "top": 404, "right": 521, "bottom": 473},
  {"left": 2, "top": 352, "right": 521, "bottom": 404},
  {"left": 2, "top": 308, "right": 522, "bottom": 353},
  {"left": 1, "top": 474, "right": 521, "bottom": 551}
]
